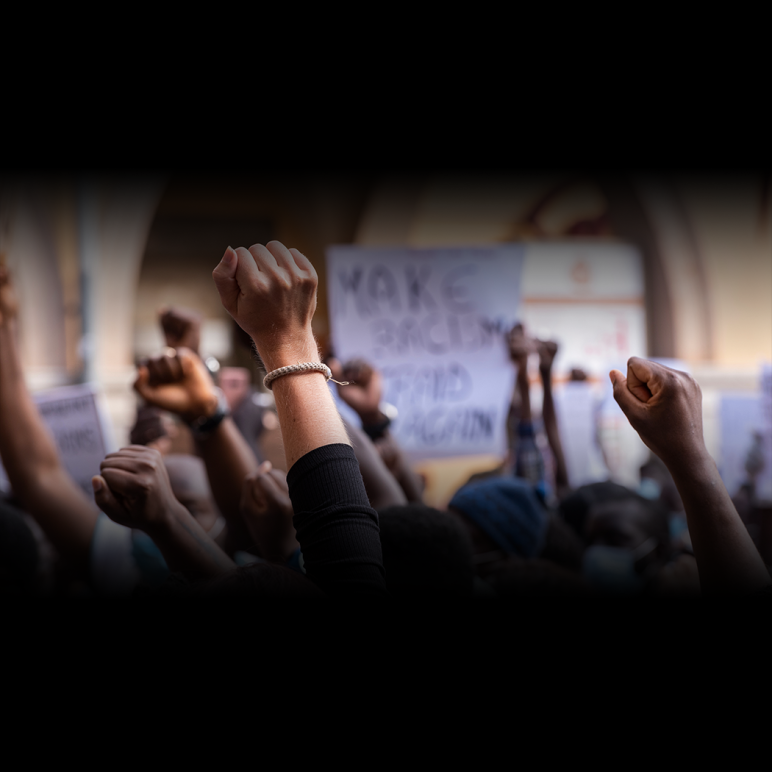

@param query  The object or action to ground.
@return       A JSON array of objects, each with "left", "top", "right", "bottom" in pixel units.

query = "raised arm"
[
  {"left": 133, "top": 347, "right": 260, "bottom": 554},
  {"left": 507, "top": 324, "right": 546, "bottom": 488},
  {"left": 92, "top": 445, "right": 236, "bottom": 581},
  {"left": 610, "top": 357, "right": 771, "bottom": 596},
  {"left": 212, "top": 242, "right": 387, "bottom": 596},
  {"left": 537, "top": 339, "right": 569, "bottom": 497},
  {"left": 0, "top": 268, "right": 98, "bottom": 577},
  {"left": 213, "top": 243, "right": 349, "bottom": 465},
  {"left": 328, "top": 357, "right": 421, "bottom": 506}
]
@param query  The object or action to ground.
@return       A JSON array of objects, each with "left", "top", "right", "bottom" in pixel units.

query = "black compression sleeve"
[{"left": 287, "top": 443, "right": 389, "bottom": 597}]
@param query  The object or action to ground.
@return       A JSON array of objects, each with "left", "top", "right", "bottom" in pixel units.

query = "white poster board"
[
  {"left": 0, "top": 383, "right": 113, "bottom": 497},
  {"left": 327, "top": 246, "right": 524, "bottom": 458},
  {"left": 327, "top": 241, "right": 647, "bottom": 472}
]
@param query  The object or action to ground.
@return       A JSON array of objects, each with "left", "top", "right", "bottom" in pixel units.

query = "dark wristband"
[{"left": 188, "top": 389, "right": 230, "bottom": 437}]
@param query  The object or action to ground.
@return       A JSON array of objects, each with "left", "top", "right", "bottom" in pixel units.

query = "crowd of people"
[{"left": 0, "top": 239, "right": 770, "bottom": 600}]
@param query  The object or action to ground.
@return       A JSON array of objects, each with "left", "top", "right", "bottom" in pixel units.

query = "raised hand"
[
  {"left": 212, "top": 242, "right": 319, "bottom": 371},
  {"left": 239, "top": 460, "right": 299, "bottom": 564},
  {"left": 507, "top": 323, "right": 532, "bottom": 364},
  {"left": 92, "top": 446, "right": 183, "bottom": 532},
  {"left": 134, "top": 347, "right": 218, "bottom": 424},
  {"left": 328, "top": 357, "right": 384, "bottom": 425},
  {"left": 159, "top": 307, "right": 202, "bottom": 355},
  {"left": 609, "top": 357, "right": 708, "bottom": 471},
  {"left": 93, "top": 445, "right": 236, "bottom": 580},
  {"left": 537, "top": 339, "right": 558, "bottom": 372}
]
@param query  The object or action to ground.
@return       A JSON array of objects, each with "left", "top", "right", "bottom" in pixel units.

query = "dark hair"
[
  {"left": 559, "top": 482, "right": 671, "bottom": 555},
  {"left": 377, "top": 504, "right": 475, "bottom": 599},
  {"left": 557, "top": 482, "right": 635, "bottom": 539}
]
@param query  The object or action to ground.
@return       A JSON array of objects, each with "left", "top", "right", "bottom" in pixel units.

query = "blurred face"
[{"left": 219, "top": 367, "right": 251, "bottom": 411}]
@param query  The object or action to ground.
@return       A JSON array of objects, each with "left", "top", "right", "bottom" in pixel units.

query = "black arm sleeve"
[{"left": 287, "top": 443, "right": 389, "bottom": 597}]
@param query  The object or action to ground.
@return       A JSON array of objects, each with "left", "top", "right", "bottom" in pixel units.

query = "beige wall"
[
  {"left": 676, "top": 175, "right": 772, "bottom": 369},
  {"left": 3, "top": 172, "right": 769, "bottom": 467}
]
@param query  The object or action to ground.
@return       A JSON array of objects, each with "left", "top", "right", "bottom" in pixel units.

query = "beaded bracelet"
[{"left": 263, "top": 362, "right": 349, "bottom": 391}]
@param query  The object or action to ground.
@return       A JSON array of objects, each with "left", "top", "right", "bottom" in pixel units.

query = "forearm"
[
  {"left": 287, "top": 443, "right": 388, "bottom": 596},
  {"left": 344, "top": 418, "right": 407, "bottom": 510},
  {"left": 0, "top": 322, "right": 61, "bottom": 482},
  {"left": 195, "top": 417, "right": 261, "bottom": 549},
  {"left": 146, "top": 504, "right": 237, "bottom": 582},
  {"left": 516, "top": 363, "right": 531, "bottom": 423},
  {"left": 382, "top": 435, "right": 425, "bottom": 503},
  {"left": 0, "top": 322, "right": 97, "bottom": 566},
  {"left": 259, "top": 333, "right": 350, "bottom": 470},
  {"left": 669, "top": 452, "right": 772, "bottom": 596},
  {"left": 540, "top": 366, "right": 569, "bottom": 492}
]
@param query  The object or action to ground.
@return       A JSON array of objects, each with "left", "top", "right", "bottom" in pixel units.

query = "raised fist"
[
  {"left": 134, "top": 347, "right": 218, "bottom": 424},
  {"left": 92, "top": 445, "right": 183, "bottom": 532},
  {"left": 507, "top": 323, "right": 536, "bottom": 364},
  {"left": 212, "top": 242, "right": 318, "bottom": 369},
  {"left": 159, "top": 307, "right": 202, "bottom": 354},
  {"left": 610, "top": 357, "right": 709, "bottom": 471},
  {"left": 537, "top": 339, "right": 558, "bottom": 371},
  {"left": 328, "top": 357, "right": 383, "bottom": 425}
]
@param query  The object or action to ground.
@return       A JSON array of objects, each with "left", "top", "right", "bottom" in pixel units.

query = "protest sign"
[
  {"left": 327, "top": 245, "right": 524, "bottom": 458},
  {"left": 0, "top": 383, "right": 113, "bottom": 497}
]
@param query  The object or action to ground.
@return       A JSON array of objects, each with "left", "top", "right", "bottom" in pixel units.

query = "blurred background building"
[{"left": 1, "top": 172, "right": 770, "bottom": 502}]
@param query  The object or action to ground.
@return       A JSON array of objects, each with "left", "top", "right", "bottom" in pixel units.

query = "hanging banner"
[{"left": 327, "top": 246, "right": 525, "bottom": 458}]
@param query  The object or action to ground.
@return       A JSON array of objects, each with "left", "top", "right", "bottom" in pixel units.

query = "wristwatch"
[
  {"left": 362, "top": 402, "right": 398, "bottom": 441},
  {"left": 188, "top": 388, "right": 230, "bottom": 437}
]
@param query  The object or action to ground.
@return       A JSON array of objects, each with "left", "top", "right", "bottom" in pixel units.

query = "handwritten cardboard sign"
[
  {"left": 327, "top": 246, "right": 525, "bottom": 458},
  {"left": 0, "top": 383, "right": 113, "bottom": 497}
]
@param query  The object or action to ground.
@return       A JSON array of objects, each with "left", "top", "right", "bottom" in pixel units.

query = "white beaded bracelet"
[{"left": 263, "top": 362, "right": 350, "bottom": 391}]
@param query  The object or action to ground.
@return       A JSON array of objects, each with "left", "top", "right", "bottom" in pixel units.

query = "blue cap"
[{"left": 449, "top": 477, "right": 549, "bottom": 558}]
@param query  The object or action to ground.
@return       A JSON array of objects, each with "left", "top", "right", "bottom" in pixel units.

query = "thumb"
[
  {"left": 609, "top": 369, "right": 644, "bottom": 420},
  {"left": 212, "top": 247, "right": 240, "bottom": 315},
  {"left": 92, "top": 475, "right": 122, "bottom": 520}
]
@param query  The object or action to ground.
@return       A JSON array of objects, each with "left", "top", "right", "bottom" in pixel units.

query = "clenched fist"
[
  {"left": 134, "top": 347, "right": 219, "bottom": 424},
  {"left": 610, "top": 357, "right": 709, "bottom": 472},
  {"left": 212, "top": 242, "right": 319, "bottom": 371},
  {"left": 92, "top": 446, "right": 183, "bottom": 532}
]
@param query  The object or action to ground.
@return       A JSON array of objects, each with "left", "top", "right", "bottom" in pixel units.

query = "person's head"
[
  {"left": 557, "top": 481, "right": 634, "bottom": 540},
  {"left": 377, "top": 504, "right": 475, "bottom": 599},
  {"left": 581, "top": 489, "right": 672, "bottom": 594},
  {"left": 585, "top": 493, "right": 671, "bottom": 561},
  {"left": 447, "top": 477, "right": 549, "bottom": 561}
]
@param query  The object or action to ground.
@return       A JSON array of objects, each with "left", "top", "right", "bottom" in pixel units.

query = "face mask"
[{"left": 582, "top": 537, "right": 658, "bottom": 595}]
